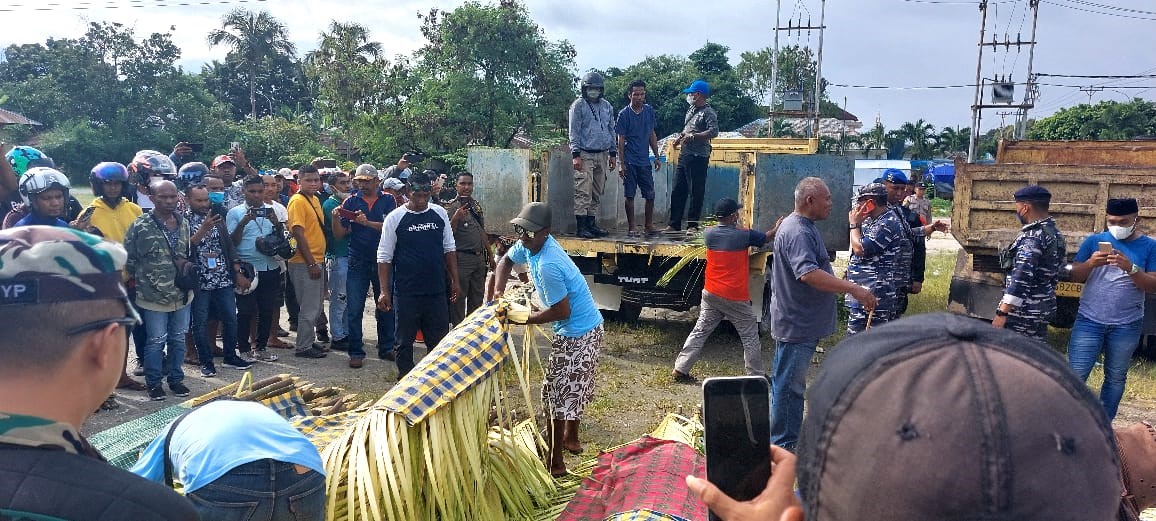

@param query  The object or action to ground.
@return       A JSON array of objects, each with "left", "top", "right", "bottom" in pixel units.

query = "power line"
[
  {"left": 1037, "top": 73, "right": 1156, "bottom": 79},
  {"left": 1058, "top": 0, "right": 1156, "bottom": 16},
  {"left": 1039, "top": 0, "right": 1156, "bottom": 20},
  {"left": 0, "top": 0, "right": 265, "bottom": 11}
]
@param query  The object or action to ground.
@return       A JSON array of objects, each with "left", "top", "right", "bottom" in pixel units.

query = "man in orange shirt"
[
  {"left": 286, "top": 165, "right": 328, "bottom": 359},
  {"left": 671, "top": 198, "right": 776, "bottom": 382}
]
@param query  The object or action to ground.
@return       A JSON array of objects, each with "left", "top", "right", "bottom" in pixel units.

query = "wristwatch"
[
  {"left": 994, "top": 308, "right": 1009, "bottom": 317},
  {"left": 1130, "top": 264, "right": 1142, "bottom": 275},
  {"left": 849, "top": 224, "right": 861, "bottom": 230}
]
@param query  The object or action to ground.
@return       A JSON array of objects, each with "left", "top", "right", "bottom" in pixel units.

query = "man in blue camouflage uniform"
[
  {"left": 879, "top": 169, "right": 949, "bottom": 316},
  {"left": 993, "top": 185, "right": 1066, "bottom": 340},
  {"left": 846, "top": 183, "right": 905, "bottom": 333},
  {"left": 0, "top": 226, "right": 198, "bottom": 520}
]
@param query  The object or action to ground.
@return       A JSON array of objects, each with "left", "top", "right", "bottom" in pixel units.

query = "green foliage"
[
  {"left": 207, "top": 8, "right": 297, "bottom": 119},
  {"left": 736, "top": 45, "right": 826, "bottom": 107},
  {"left": 1027, "top": 99, "right": 1156, "bottom": 141},
  {"left": 228, "top": 116, "right": 336, "bottom": 169},
  {"left": 899, "top": 119, "right": 938, "bottom": 160}
]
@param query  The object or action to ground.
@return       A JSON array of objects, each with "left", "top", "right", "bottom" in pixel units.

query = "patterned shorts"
[{"left": 542, "top": 325, "right": 603, "bottom": 420}]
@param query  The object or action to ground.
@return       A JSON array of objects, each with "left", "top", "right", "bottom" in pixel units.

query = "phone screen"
[
  {"left": 188, "top": 143, "right": 205, "bottom": 153},
  {"left": 337, "top": 208, "right": 358, "bottom": 220},
  {"left": 1099, "top": 241, "right": 1113, "bottom": 253},
  {"left": 703, "top": 376, "right": 771, "bottom": 520}
]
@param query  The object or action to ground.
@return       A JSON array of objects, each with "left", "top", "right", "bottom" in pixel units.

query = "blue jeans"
[
  {"left": 346, "top": 256, "right": 395, "bottom": 358},
  {"left": 1068, "top": 315, "right": 1143, "bottom": 419},
  {"left": 327, "top": 256, "right": 349, "bottom": 341},
  {"left": 191, "top": 287, "right": 240, "bottom": 371},
  {"left": 139, "top": 304, "right": 192, "bottom": 388},
  {"left": 186, "top": 459, "right": 326, "bottom": 521},
  {"left": 770, "top": 340, "right": 817, "bottom": 451}
]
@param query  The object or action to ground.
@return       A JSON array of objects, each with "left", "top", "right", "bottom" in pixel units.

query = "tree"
[
  {"left": 938, "top": 126, "right": 969, "bottom": 157},
  {"left": 207, "top": 9, "right": 296, "bottom": 119},
  {"left": 899, "top": 119, "right": 938, "bottom": 159},
  {"left": 736, "top": 45, "right": 826, "bottom": 108},
  {"left": 201, "top": 53, "right": 311, "bottom": 119},
  {"left": 1027, "top": 99, "right": 1156, "bottom": 141},
  {"left": 306, "top": 21, "right": 384, "bottom": 158}
]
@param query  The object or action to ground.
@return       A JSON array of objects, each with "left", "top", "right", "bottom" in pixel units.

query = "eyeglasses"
[
  {"left": 66, "top": 316, "right": 141, "bottom": 336},
  {"left": 513, "top": 224, "right": 536, "bottom": 239},
  {"left": 410, "top": 183, "right": 433, "bottom": 193}
]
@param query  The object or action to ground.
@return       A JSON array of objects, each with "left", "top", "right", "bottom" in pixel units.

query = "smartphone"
[
  {"left": 337, "top": 207, "right": 359, "bottom": 220},
  {"left": 703, "top": 376, "right": 772, "bottom": 521},
  {"left": 1099, "top": 241, "right": 1113, "bottom": 254},
  {"left": 187, "top": 143, "right": 205, "bottom": 153},
  {"left": 317, "top": 159, "right": 338, "bottom": 169},
  {"left": 252, "top": 206, "right": 269, "bottom": 218},
  {"left": 78, "top": 206, "right": 96, "bottom": 221}
]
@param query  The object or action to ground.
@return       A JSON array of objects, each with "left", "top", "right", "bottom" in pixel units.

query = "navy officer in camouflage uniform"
[
  {"left": 993, "top": 185, "right": 1066, "bottom": 339},
  {"left": 879, "top": 169, "right": 949, "bottom": 316},
  {"left": 846, "top": 183, "right": 905, "bottom": 333},
  {"left": 0, "top": 226, "right": 198, "bottom": 520}
]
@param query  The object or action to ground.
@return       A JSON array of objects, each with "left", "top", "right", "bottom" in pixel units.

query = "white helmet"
[
  {"left": 19, "top": 167, "right": 71, "bottom": 206},
  {"left": 234, "top": 267, "right": 259, "bottom": 295}
]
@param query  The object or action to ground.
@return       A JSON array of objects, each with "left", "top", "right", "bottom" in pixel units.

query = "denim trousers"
[
  {"left": 345, "top": 256, "right": 395, "bottom": 358},
  {"left": 770, "top": 339, "right": 817, "bottom": 451},
  {"left": 139, "top": 303, "right": 192, "bottom": 388},
  {"left": 1068, "top": 315, "right": 1144, "bottom": 419},
  {"left": 191, "top": 287, "right": 240, "bottom": 369},
  {"left": 186, "top": 459, "right": 326, "bottom": 521},
  {"left": 396, "top": 293, "right": 449, "bottom": 377},
  {"left": 327, "top": 256, "right": 349, "bottom": 341}
]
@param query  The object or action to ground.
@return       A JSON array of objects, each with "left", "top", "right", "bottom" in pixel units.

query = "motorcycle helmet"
[
  {"left": 6, "top": 146, "right": 55, "bottom": 177},
  {"left": 580, "top": 72, "right": 605, "bottom": 99},
  {"left": 177, "top": 161, "right": 210, "bottom": 190},
  {"left": 90, "top": 162, "right": 131, "bottom": 199},
  {"left": 19, "top": 167, "right": 71, "bottom": 207},
  {"left": 234, "top": 262, "right": 259, "bottom": 295},
  {"left": 129, "top": 150, "right": 177, "bottom": 185}
]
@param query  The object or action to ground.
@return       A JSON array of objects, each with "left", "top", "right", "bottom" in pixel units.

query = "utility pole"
[
  {"left": 812, "top": 0, "right": 827, "bottom": 138},
  {"left": 769, "top": 0, "right": 782, "bottom": 136},
  {"left": 770, "top": 1, "right": 826, "bottom": 139},
  {"left": 968, "top": 0, "right": 1040, "bottom": 161},
  {"left": 1080, "top": 86, "right": 1104, "bottom": 103}
]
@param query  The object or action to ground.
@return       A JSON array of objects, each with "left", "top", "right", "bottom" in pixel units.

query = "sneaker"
[
  {"left": 252, "top": 350, "right": 279, "bottom": 362},
  {"left": 170, "top": 382, "right": 191, "bottom": 397},
  {"left": 200, "top": 366, "right": 217, "bottom": 378},
  {"left": 236, "top": 351, "right": 258, "bottom": 363},
  {"left": 316, "top": 328, "right": 330, "bottom": 343},
  {"left": 222, "top": 357, "right": 255, "bottom": 370},
  {"left": 294, "top": 346, "right": 328, "bottom": 359},
  {"left": 276, "top": 327, "right": 291, "bottom": 338},
  {"left": 148, "top": 386, "right": 167, "bottom": 401},
  {"left": 330, "top": 338, "right": 349, "bottom": 352},
  {"left": 671, "top": 371, "right": 698, "bottom": 385}
]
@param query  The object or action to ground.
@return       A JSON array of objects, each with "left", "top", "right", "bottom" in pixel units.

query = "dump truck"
[
  {"left": 468, "top": 138, "right": 853, "bottom": 321},
  {"left": 948, "top": 139, "right": 1156, "bottom": 331}
]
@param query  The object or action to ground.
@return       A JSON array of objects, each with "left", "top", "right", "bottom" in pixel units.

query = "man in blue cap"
[
  {"left": 993, "top": 185, "right": 1065, "bottom": 339},
  {"left": 878, "top": 169, "right": 947, "bottom": 315},
  {"left": 665, "top": 79, "right": 719, "bottom": 233}
]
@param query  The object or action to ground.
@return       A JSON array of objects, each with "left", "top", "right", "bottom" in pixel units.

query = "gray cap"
[
  {"left": 796, "top": 312, "right": 1120, "bottom": 521},
  {"left": 510, "top": 202, "right": 551, "bottom": 233},
  {"left": 856, "top": 182, "right": 888, "bottom": 200},
  {"left": 0, "top": 226, "right": 132, "bottom": 308},
  {"left": 354, "top": 164, "right": 379, "bottom": 180},
  {"left": 382, "top": 178, "right": 405, "bottom": 191}
]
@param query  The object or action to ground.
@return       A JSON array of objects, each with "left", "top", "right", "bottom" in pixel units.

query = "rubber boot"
[
  {"left": 576, "top": 216, "right": 595, "bottom": 239},
  {"left": 588, "top": 215, "right": 609, "bottom": 237}
]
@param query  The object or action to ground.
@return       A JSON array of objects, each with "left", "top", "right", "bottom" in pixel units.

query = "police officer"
[
  {"left": 846, "top": 183, "right": 905, "bottom": 334},
  {"left": 993, "top": 185, "right": 1065, "bottom": 340}
]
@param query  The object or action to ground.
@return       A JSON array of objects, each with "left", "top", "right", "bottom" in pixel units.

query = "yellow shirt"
[
  {"left": 87, "top": 197, "right": 142, "bottom": 244},
  {"left": 286, "top": 192, "right": 327, "bottom": 264}
]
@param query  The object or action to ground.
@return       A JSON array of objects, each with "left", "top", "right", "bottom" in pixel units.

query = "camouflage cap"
[{"left": 0, "top": 226, "right": 130, "bottom": 306}]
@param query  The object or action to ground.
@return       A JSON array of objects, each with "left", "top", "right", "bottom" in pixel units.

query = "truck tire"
[{"left": 615, "top": 301, "right": 643, "bottom": 323}]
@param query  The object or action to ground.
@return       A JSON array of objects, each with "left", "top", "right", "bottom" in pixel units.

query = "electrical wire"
[
  {"left": 0, "top": 0, "right": 265, "bottom": 11},
  {"left": 1037, "top": 73, "right": 1156, "bottom": 79},
  {"left": 1057, "top": 0, "right": 1156, "bottom": 16},
  {"left": 1040, "top": 0, "right": 1156, "bottom": 20}
]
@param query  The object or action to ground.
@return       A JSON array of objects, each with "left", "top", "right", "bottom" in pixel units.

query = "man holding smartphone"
[
  {"left": 1067, "top": 198, "right": 1156, "bottom": 419},
  {"left": 446, "top": 172, "right": 493, "bottom": 326},
  {"left": 227, "top": 175, "right": 283, "bottom": 363},
  {"left": 337, "top": 167, "right": 397, "bottom": 367}
]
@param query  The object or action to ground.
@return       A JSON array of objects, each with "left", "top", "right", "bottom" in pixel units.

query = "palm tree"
[
  {"left": 207, "top": 9, "right": 296, "bottom": 118},
  {"left": 306, "top": 22, "right": 384, "bottom": 158},
  {"left": 899, "top": 119, "right": 938, "bottom": 159},
  {"left": 862, "top": 121, "right": 887, "bottom": 155},
  {"left": 938, "top": 126, "right": 970, "bottom": 157}
]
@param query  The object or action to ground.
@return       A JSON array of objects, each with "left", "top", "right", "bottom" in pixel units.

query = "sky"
[{"left": 1, "top": 0, "right": 1154, "bottom": 135}]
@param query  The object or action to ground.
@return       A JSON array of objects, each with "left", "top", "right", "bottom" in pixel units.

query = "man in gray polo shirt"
[{"left": 770, "top": 177, "right": 876, "bottom": 451}]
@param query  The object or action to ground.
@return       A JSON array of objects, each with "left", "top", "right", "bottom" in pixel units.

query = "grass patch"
[{"left": 931, "top": 198, "right": 952, "bottom": 218}]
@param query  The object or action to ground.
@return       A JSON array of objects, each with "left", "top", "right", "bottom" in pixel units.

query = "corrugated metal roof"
[{"left": 0, "top": 107, "right": 42, "bottom": 126}]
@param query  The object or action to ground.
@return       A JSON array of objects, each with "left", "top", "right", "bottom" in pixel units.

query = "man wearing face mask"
[
  {"left": 666, "top": 80, "right": 719, "bottom": 233},
  {"left": 568, "top": 71, "right": 616, "bottom": 239},
  {"left": 1067, "top": 198, "right": 1156, "bottom": 419},
  {"left": 845, "top": 183, "right": 904, "bottom": 334},
  {"left": 992, "top": 185, "right": 1065, "bottom": 339}
]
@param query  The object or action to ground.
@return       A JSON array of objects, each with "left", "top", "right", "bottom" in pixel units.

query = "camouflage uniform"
[
  {"left": 846, "top": 209, "right": 905, "bottom": 334},
  {"left": 124, "top": 212, "right": 192, "bottom": 309},
  {"left": 1002, "top": 216, "right": 1066, "bottom": 339},
  {"left": 892, "top": 204, "right": 928, "bottom": 315}
]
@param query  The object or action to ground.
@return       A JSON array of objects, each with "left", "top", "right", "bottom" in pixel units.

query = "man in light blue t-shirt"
[
  {"left": 488, "top": 202, "right": 603, "bottom": 478},
  {"left": 1068, "top": 197, "right": 1156, "bottom": 419}
]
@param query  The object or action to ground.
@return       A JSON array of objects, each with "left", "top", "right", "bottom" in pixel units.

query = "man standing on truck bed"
[
  {"left": 568, "top": 72, "right": 616, "bottom": 239},
  {"left": 666, "top": 80, "right": 719, "bottom": 233},
  {"left": 1066, "top": 198, "right": 1156, "bottom": 419},
  {"left": 615, "top": 79, "right": 662, "bottom": 238},
  {"left": 992, "top": 185, "right": 1065, "bottom": 340},
  {"left": 671, "top": 198, "right": 777, "bottom": 382}
]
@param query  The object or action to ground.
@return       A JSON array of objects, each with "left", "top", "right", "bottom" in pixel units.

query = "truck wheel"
[{"left": 615, "top": 301, "right": 643, "bottom": 323}]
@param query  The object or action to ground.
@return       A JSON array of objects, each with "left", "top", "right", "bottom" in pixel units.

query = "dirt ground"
[{"left": 83, "top": 223, "right": 1156, "bottom": 467}]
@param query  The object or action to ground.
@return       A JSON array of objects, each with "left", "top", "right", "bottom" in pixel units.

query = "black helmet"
[{"left": 581, "top": 72, "right": 604, "bottom": 90}]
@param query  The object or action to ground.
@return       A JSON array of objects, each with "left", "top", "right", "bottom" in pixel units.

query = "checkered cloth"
[
  {"left": 380, "top": 302, "right": 509, "bottom": 425},
  {"left": 292, "top": 409, "right": 367, "bottom": 449},
  {"left": 557, "top": 436, "right": 706, "bottom": 521},
  {"left": 261, "top": 388, "right": 309, "bottom": 420}
]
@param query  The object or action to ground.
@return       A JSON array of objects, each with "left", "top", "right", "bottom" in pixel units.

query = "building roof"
[
  {"left": 735, "top": 117, "right": 864, "bottom": 139},
  {"left": 0, "top": 107, "right": 42, "bottom": 126}
]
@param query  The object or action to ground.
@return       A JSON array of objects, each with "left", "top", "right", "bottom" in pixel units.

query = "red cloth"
[
  {"left": 557, "top": 436, "right": 706, "bottom": 521},
  {"left": 704, "top": 249, "right": 751, "bottom": 301}
]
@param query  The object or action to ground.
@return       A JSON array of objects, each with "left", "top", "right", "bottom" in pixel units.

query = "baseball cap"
[
  {"left": 879, "top": 168, "right": 909, "bottom": 185},
  {"left": 796, "top": 312, "right": 1120, "bottom": 521},
  {"left": 510, "top": 202, "right": 552, "bottom": 233},
  {"left": 354, "top": 164, "right": 379, "bottom": 180},
  {"left": 276, "top": 168, "right": 295, "bottom": 179},
  {"left": 713, "top": 198, "right": 741, "bottom": 217},
  {"left": 0, "top": 227, "right": 136, "bottom": 319},
  {"left": 382, "top": 178, "right": 405, "bottom": 191},
  {"left": 1014, "top": 184, "right": 1051, "bottom": 202},
  {"left": 682, "top": 79, "right": 710, "bottom": 96},
  {"left": 211, "top": 154, "right": 235, "bottom": 169},
  {"left": 856, "top": 182, "right": 888, "bottom": 200}
]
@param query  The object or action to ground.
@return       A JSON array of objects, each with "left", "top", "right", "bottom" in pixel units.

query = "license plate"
[{"left": 1055, "top": 281, "right": 1084, "bottom": 298}]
